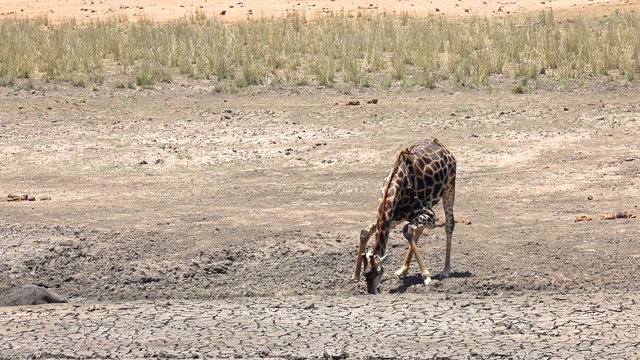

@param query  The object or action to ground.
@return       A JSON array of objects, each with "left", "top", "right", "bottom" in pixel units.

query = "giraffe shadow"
[{"left": 387, "top": 271, "right": 473, "bottom": 294}]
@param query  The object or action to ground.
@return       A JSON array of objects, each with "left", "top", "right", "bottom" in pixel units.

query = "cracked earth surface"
[{"left": 1, "top": 291, "right": 639, "bottom": 359}]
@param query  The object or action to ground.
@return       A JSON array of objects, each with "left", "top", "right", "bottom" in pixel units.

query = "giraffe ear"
[
  {"left": 368, "top": 253, "right": 377, "bottom": 269},
  {"left": 361, "top": 252, "right": 369, "bottom": 269},
  {"left": 376, "top": 255, "right": 390, "bottom": 272}
]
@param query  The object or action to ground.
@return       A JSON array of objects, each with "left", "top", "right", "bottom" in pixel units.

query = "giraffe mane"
[{"left": 372, "top": 147, "right": 414, "bottom": 256}]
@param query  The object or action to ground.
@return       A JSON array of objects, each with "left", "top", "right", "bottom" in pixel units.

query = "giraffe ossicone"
[{"left": 352, "top": 137, "right": 457, "bottom": 294}]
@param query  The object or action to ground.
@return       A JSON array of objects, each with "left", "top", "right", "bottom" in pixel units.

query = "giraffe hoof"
[
  {"left": 440, "top": 270, "right": 451, "bottom": 280},
  {"left": 422, "top": 276, "right": 432, "bottom": 286},
  {"left": 394, "top": 268, "right": 408, "bottom": 277}
]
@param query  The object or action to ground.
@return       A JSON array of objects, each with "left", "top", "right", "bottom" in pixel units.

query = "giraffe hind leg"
[
  {"left": 351, "top": 222, "right": 375, "bottom": 281},
  {"left": 441, "top": 177, "right": 456, "bottom": 279}
]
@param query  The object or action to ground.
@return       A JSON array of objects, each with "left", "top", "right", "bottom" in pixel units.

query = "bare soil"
[
  {"left": 2, "top": 75, "right": 640, "bottom": 357},
  {"left": 3, "top": 74, "right": 640, "bottom": 298},
  {"left": 1, "top": 0, "right": 637, "bottom": 23}
]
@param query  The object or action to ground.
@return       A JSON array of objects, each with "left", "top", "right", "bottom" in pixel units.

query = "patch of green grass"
[
  {"left": 0, "top": 74, "right": 15, "bottom": 87},
  {"left": 70, "top": 74, "right": 87, "bottom": 87},
  {"left": 337, "top": 84, "right": 352, "bottom": 95},
  {"left": 312, "top": 56, "right": 337, "bottom": 87},
  {"left": 176, "top": 150, "right": 192, "bottom": 160},
  {"left": 241, "top": 64, "right": 262, "bottom": 86},
  {"left": 381, "top": 76, "right": 393, "bottom": 88},
  {"left": 295, "top": 76, "right": 309, "bottom": 86},
  {"left": 512, "top": 78, "right": 529, "bottom": 94},
  {"left": 15, "top": 79, "right": 35, "bottom": 91},
  {"left": 0, "top": 10, "right": 638, "bottom": 90}
]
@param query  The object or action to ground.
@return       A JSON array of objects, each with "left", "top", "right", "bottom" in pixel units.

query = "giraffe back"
[{"left": 395, "top": 137, "right": 456, "bottom": 218}]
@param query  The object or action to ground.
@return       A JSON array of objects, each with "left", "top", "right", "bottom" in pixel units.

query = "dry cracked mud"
[{"left": 1, "top": 291, "right": 639, "bottom": 359}]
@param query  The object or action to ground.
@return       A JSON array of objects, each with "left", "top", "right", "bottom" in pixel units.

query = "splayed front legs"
[
  {"left": 401, "top": 223, "right": 431, "bottom": 285},
  {"left": 394, "top": 209, "right": 436, "bottom": 285}
]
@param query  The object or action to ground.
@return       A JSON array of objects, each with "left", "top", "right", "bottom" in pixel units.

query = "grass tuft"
[{"left": 0, "top": 10, "right": 638, "bottom": 91}]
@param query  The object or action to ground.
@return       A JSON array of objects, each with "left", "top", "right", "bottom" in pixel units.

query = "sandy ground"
[
  {"left": 2, "top": 1, "right": 640, "bottom": 358},
  {"left": 0, "top": 0, "right": 638, "bottom": 23}
]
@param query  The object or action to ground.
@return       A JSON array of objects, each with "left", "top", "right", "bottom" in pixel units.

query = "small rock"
[
  {"left": 574, "top": 215, "right": 592, "bottom": 222},
  {"left": 0, "top": 285, "right": 67, "bottom": 307},
  {"left": 454, "top": 219, "right": 472, "bottom": 225},
  {"left": 6, "top": 194, "right": 28, "bottom": 202},
  {"left": 40, "top": 196, "right": 52, "bottom": 201},
  {"left": 615, "top": 211, "right": 636, "bottom": 219},
  {"left": 346, "top": 100, "right": 360, "bottom": 106}
]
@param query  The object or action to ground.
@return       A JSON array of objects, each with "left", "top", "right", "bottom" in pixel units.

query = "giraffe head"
[{"left": 362, "top": 251, "right": 390, "bottom": 294}]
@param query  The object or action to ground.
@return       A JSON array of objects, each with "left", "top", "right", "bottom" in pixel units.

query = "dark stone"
[{"left": 0, "top": 285, "right": 67, "bottom": 307}]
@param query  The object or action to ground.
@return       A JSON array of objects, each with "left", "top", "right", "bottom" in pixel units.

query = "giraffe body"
[{"left": 352, "top": 138, "right": 457, "bottom": 294}]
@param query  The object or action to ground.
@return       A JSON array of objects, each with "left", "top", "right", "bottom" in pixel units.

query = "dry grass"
[{"left": 0, "top": 10, "right": 638, "bottom": 91}]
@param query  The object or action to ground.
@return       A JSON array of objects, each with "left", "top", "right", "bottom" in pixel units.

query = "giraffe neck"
[{"left": 372, "top": 149, "right": 412, "bottom": 257}]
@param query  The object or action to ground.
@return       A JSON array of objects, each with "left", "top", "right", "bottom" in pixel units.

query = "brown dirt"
[
  {"left": 2, "top": 1, "right": 640, "bottom": 358},
  {"left": 2, "top": 75, "right": 640, "bottom": 358},
  {"left": 0, "top": 0, "right": 637, "bottom": 23}
]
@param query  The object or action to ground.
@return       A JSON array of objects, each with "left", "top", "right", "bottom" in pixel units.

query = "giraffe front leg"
[
  {"left": 351, "top": 223, "right": 375, "bottom": 281},
  {"left": 401, "top": 210, "right": 436, "bottom": 285},
  {"left": 404, "top": 224, "right": 430, "bottom": 286},
  {"left": 394, "top": 228, "right": 423, "bottom": 278},
  {"left": 394, "top": 245, "right": 413, "bottom": 278}
]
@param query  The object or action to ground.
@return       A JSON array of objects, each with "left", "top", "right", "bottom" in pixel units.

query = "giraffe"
[{"left": 351, "top": 137, "right": 457, "bottom": 294}]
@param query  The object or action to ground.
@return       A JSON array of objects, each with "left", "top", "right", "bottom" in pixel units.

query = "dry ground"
[
  {"left": 0, "top": 0, "right": 637, "bottom": 22},
  {"left": 2, "top": 76, "right": 640, "bottom": 358},
  {"left": 2, "top": 0, "right": 640, "bottom": 358}
]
